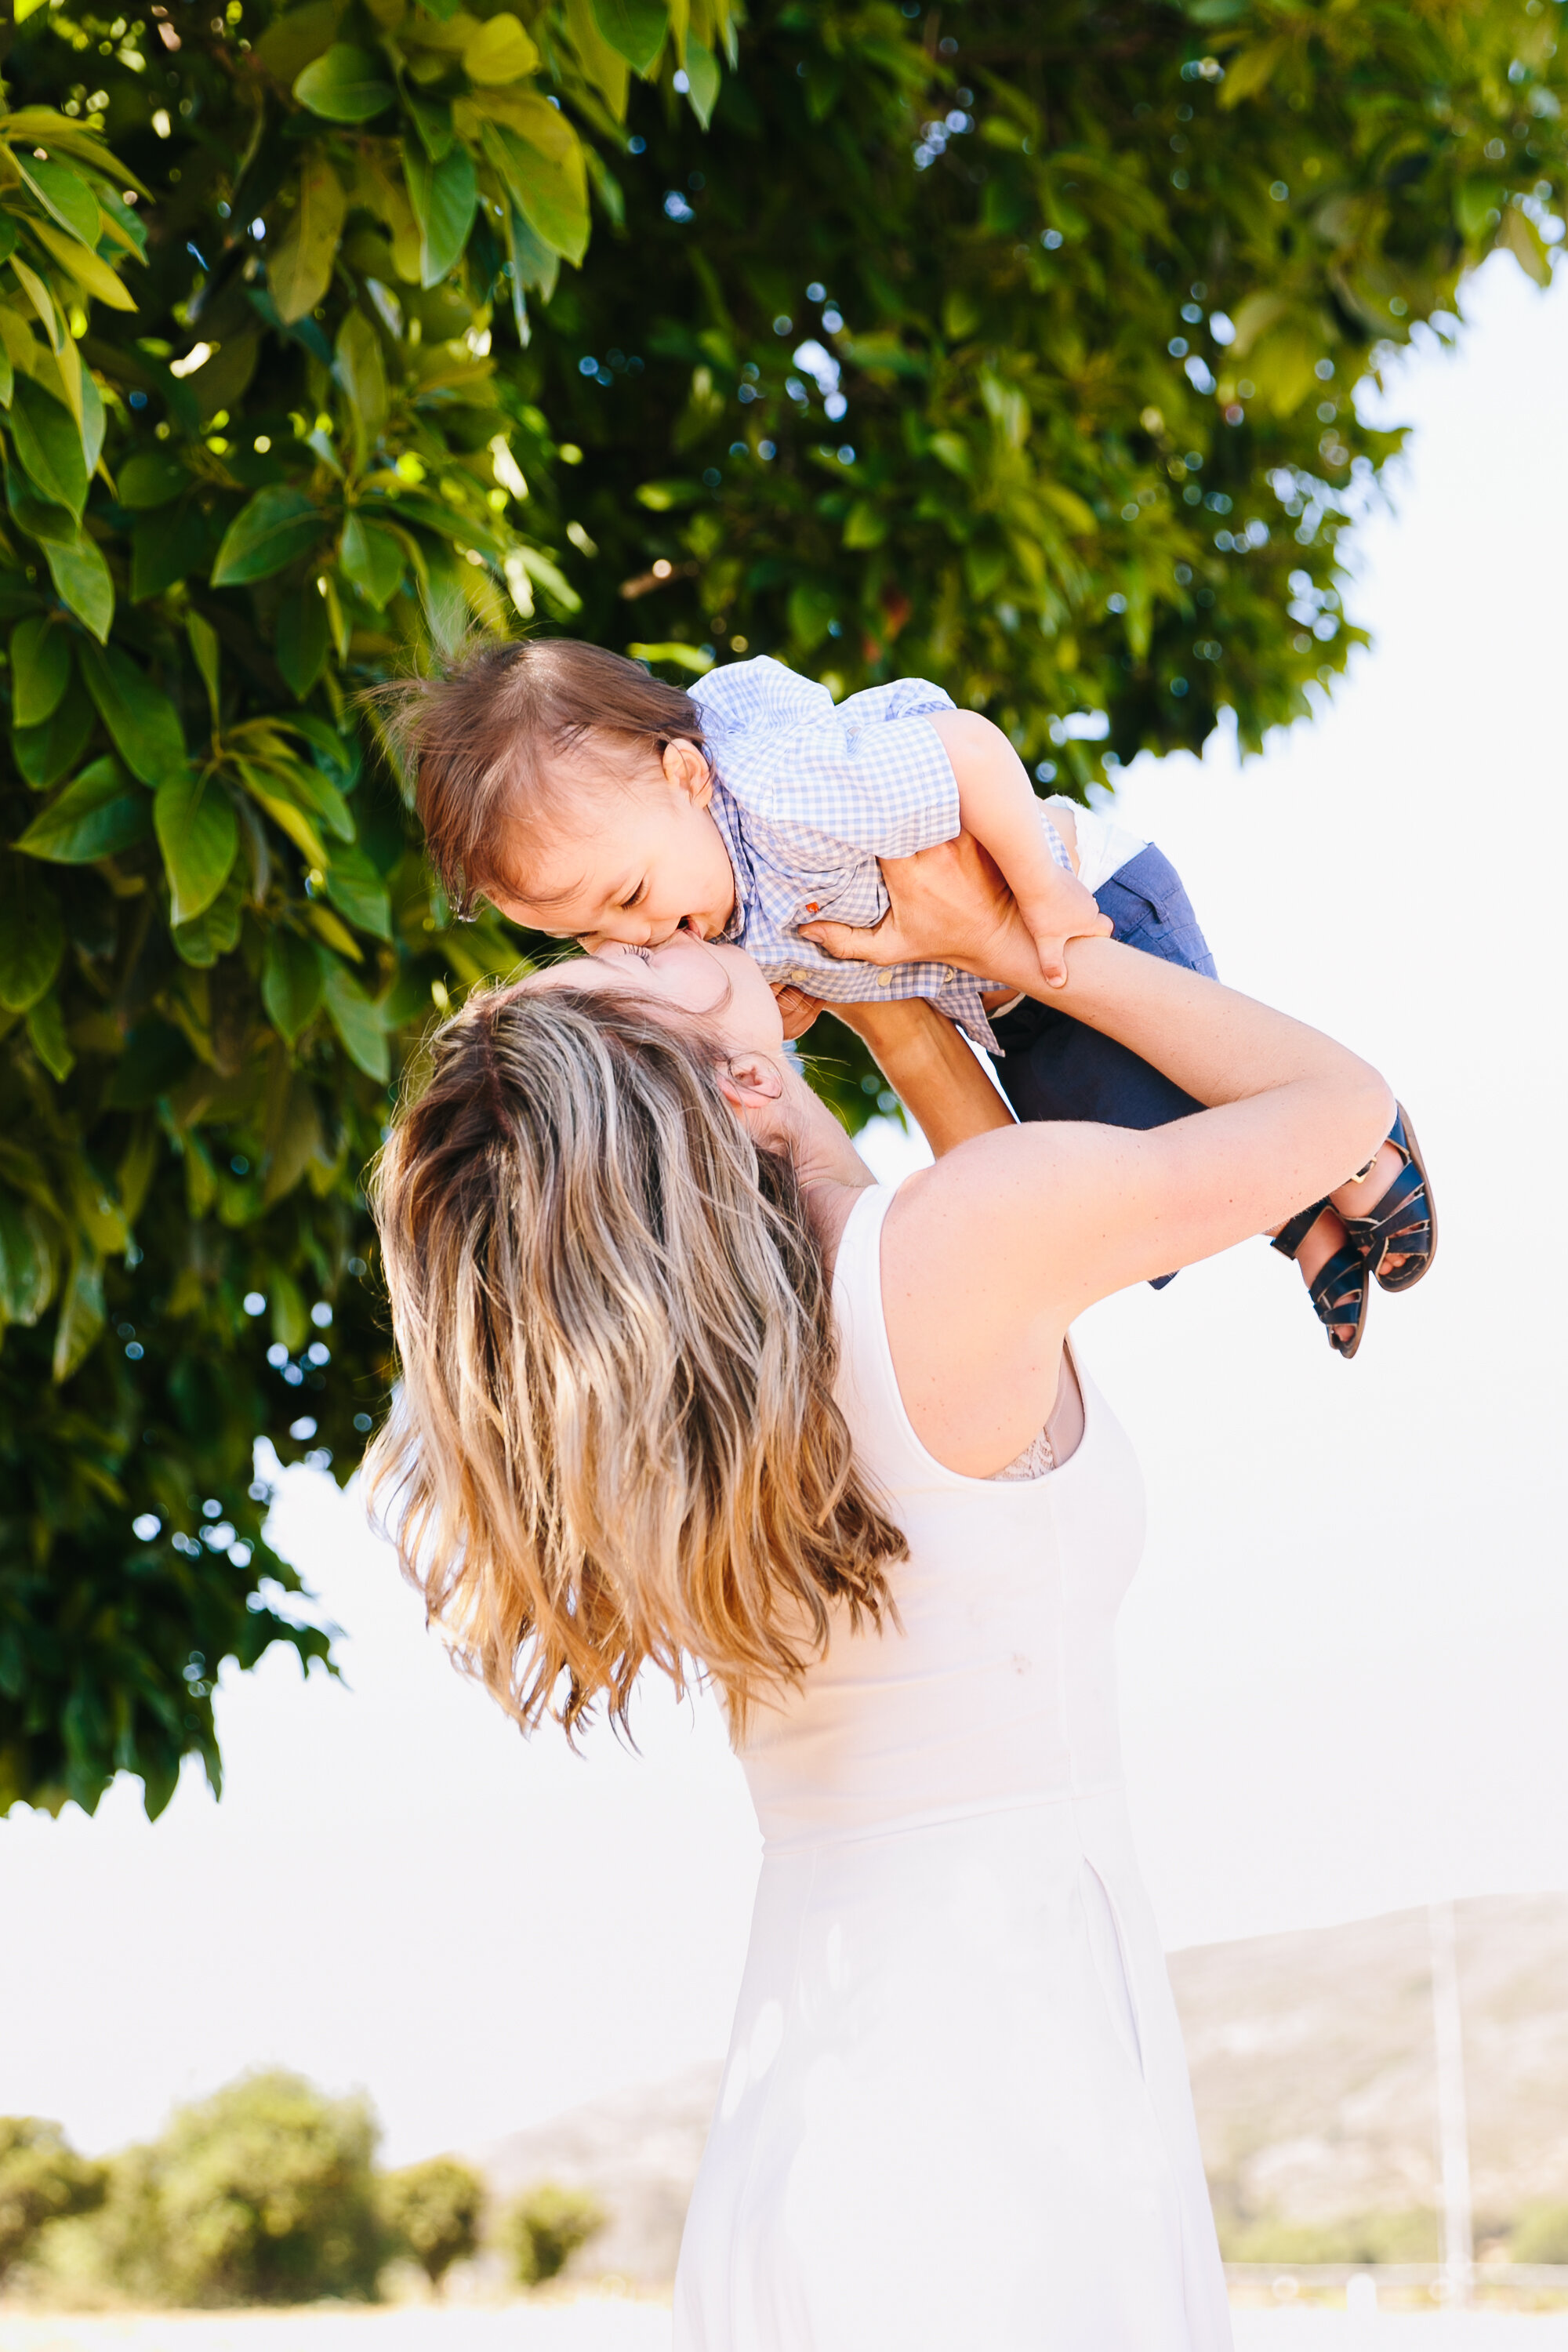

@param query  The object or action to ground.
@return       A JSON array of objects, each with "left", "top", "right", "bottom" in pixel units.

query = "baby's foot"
[{"left": 1327, "top": 1144, "right": 1411, "bottom": 1279}]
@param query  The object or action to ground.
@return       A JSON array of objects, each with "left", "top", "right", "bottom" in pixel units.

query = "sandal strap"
[
  {"left": 1272, "top": 1197, "right": 1330, "bottom": 1261},
  {"left": 1342, "top": 1158, "right": 1431, "bottom": 1263},
  {"left": 1308, "top": 1240, "right": 1370, "bottom": 1356},
  {"left": 1308, "top": 1242, "right": 1367, "bottom": 1320}
]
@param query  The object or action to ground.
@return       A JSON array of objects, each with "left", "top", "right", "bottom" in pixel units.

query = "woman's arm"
[
  {"left": 804, "top": 834, "right": 1393, "bottom": 1477},
  {"left": 828, "top": 996, "right": 1014, "bottom": 1157}
]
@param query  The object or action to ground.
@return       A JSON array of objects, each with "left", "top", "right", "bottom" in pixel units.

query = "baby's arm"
[
  {"left": 831, "top": 996, "right": 1015, "bottom": 1158},
  {"left": 923, "top": 710, "right": 1109, "bottom": 988}
]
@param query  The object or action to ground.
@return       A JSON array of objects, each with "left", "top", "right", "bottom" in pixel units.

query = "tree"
[
  {"left": 378, "top": 2154, "right": 485, "bottom": 2293},
  {"left": 4, "top": 0, "right": 1564, "bottom": 1816},
  {"left": 0, "top": 2117, "right": 106, "bottom": 2286},
  {"left": 60, "top": 2070, "right": 385, "bottom": 2307},
  {"left": 501, "top": 2178, "right": 605, "bottom": 2287}
]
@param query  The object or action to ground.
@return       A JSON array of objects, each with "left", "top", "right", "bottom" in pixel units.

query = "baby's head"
[{"left": 389, "top": 638, "right": 737, "bottom": 947}]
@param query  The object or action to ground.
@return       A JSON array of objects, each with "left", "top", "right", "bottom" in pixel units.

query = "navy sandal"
[
  {"left": 1340, "top": 1104, "right": 1437, "bottom": 1294},
  {"left": 1272, "top": 1200, "right": 1372, "bottom": 1360}
]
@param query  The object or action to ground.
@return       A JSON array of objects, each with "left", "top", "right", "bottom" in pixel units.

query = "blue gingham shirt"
[{"left": 691, "top": 659, "right": 1069, "bottom": 1053}]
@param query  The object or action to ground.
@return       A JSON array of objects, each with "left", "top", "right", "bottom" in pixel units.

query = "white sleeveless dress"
[{"left": 673, "top": 1184, "right": 1232, "bottom": 2351}]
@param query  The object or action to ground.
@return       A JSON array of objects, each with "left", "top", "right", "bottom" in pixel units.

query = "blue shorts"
[{"left": 989, "top": 842, "right": 1218, "bottom": 1284}]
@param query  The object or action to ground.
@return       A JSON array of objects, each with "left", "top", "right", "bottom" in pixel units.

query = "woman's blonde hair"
[{"left": 364, "top": 979, "right": 905, "bottom": 1740}]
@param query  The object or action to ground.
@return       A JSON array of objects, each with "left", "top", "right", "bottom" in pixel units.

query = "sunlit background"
[{"left": 3, "top": 245, "right": 1565, "bottom": 2229}]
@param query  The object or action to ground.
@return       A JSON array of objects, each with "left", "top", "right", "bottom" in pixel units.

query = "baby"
[{"left": 398, "top": 637, "right": 1435, "bottom": 1357}]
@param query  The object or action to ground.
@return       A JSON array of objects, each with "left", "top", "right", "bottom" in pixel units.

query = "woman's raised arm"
[{"left": 804, "top": 834, "right": 1393, "bottom": 1478}]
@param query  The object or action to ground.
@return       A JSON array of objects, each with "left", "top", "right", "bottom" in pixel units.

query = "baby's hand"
[
  {"left": 771, "top": 981, "right": 827, "bottom": 1040},
  {"left": 1016, "top": 854, "right": 1113, "bottom": 989}
]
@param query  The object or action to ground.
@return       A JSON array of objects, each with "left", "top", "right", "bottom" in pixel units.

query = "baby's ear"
[{"left": 662, "top": 736, "right": 713, "bottom": 807}]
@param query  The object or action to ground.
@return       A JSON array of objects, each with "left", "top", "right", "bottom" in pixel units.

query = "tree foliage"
[
  {"left": 28, "top": 2070, "right": 385, "bottom": 2306},
  {"left": 0, "top": 2117, "right": 107, "bottom": 2284},
  {"left": 2, "top": 0, "right": 1564, "bottom": 1816},
  {"left": 502, "top": 2177, "right": 605, "bottom": 2286},
  {"left": 378, "top": 2154, "right": 485, "bottom": 2292}
]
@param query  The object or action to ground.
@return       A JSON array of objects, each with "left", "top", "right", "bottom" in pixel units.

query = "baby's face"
[{"left": 489, "top": 739, "right": 737, "bottom": 952}]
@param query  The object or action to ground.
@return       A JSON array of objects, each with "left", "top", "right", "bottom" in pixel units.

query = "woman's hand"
[{"left": 800, "top": 832, "right": 1092, "bottom": 996}]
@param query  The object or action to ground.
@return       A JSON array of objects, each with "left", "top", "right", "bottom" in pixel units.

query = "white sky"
[{"left": 3, "top": 256, "right": 1565, "bottom": 2170}]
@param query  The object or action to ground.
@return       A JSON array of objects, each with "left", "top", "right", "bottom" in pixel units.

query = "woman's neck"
[{"left": 776, "top": 1073, "right": 880, "bottom": 1274}]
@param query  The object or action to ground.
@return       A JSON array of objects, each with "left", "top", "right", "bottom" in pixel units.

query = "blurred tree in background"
[
  {"left": 2, "top": 0, "right": 1563, "bottom": 1817},
  {"left": 23, "top": 2071, "right": 383, "bottom": 2305},
  {"left": 0, "top": 2118, "right": 107, "bottom": 2285},
  {"left": 502, "top": 2177, "right": 605, "bottom": 2287},
  {"left": 378, "top": 2154, "right": 485, "bottom": 2292}
]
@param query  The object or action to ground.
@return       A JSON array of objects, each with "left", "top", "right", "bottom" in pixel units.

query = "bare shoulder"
[{"left": 880, "top": 1121, "right": 1107, "bottom": 1294}]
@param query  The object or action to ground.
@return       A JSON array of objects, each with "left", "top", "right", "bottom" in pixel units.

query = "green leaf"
[
  {"left": 0, "top": 861, "right": 64, "bottom": 1011},
  {"left": 407, "top": 95, "right": 456, "bottom": 161},
  {"left": 10, "top": 617, "right": 73, "bottom": 728},
  {"left": 684, "top": 38, "right": 720, "bottom": 129},
  {"left": 13, "top": 692, "right": 96, "bottom": 790},
  {"left": 212, "top": 488, "right": 326, "bottom": 586},
  {"left": 10, "top": 377, "right": 89, "bottom": 519},
  {"left": 339, "top": 513, "right": 404, "bottom": 608},
  {"left": 626, "top": 640, "right": 713, "bottom": 672},
  {"left": 322, "top": 962, "right": 389, "bottom": 1081},
  {"left": 322, "top": 844, "right": 393, "bottom": 938},
  {"left": 43, "top": 532, "right": 114, "bottom": 644},
  {"left": 294, "top": 43, "right": 397, "bottom": 122},
  {"left": 285, "top": 757, "right": 355, "bottom": 842},
  {"left": 187, "top": 609, "right": 223, "bottom": 729},
  {"left": 253, "top": 0, "right": 345, "bottom": 82},
  {"left": 481, "top": 124, "right": 590, "bottom": 266},
  {"left": 334, "top": 311, "right": 387, "bottom": 434},
  {"left": 16, "top": 158, "right": 101, "bottom": 247},
  {"left": 405, "top": 144, "right": 478, "bottom": 289},
  {"left": 268, "top": 158, "right": 348, "bottom": 325},
  {"left": 27, "top": 991, "right": 74, "bottom": 1083},
  {"left": 463, "top": 11, "right": 539, "bottom": 82},
  {"left": 53, "top": 1254, "right": 105, "bottom": 1384},
  {"left": 275, "top": 582, "right": 330, "bottom": 699},
  {"left": 262, "top": 929, "right": 325, "bottom": 1044},
  {"left": 0, "top": 1190, "right": 53, "bottom": 1327},
  {"left": 1455, "top": 177, "right": 1504, "bottom": 241},
  {"left": 79, "top": 643, "right": 187, "bottom": 786},
  {"left": 590, "top": 0, "right": 666, "bottom": 74},
  {"left": 171, "top": 858, "right": 245, "bottom": 967},
  {"left": 15, "top": 757, "right": 153, "bottom": 863},
  {"left": 153, "top": 770, "right": 240, "bottom": 925},
  {"left": 118, "top": 452, "right": 193, "bottom": 509}
]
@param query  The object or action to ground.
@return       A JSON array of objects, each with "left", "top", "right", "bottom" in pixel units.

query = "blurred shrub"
[
  {"left": 44, "top": 2070, "right": 383, "bottom": 2307},
  {"left": 0, "top": 2119, "right": 106, "bottom": 2285},
  {"left": 1512, "top": 2202, "right": 1568, "bottom": 2263},
  {"left": 1217, "top": 2207, "right": 1439, "bottom": 2264},
  {"left": 501, "top": 2180, "right": 605, "bottom": 2288},
  {"left": 378, "top": 2155, "right": 485, "bottom": 2295}
]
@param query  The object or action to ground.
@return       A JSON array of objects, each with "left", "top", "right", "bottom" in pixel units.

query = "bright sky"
[{"left": 3, "top": 256, "right": 1565, "bottom": 2172}]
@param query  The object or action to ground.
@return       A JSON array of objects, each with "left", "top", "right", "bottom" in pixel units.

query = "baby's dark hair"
[{"left": 374, "top": 637, "right": 707, "bottom": 917}]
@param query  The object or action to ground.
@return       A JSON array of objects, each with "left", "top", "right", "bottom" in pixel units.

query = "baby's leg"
[
  {"left": 990, "top": 844, "right": 1215, "bottom": 1289},
  {"left": 991, "top": 844, "right": 1379, "bottom": 1332}
]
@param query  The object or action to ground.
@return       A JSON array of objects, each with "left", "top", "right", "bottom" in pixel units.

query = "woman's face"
[{"left": 527, "top": 931, "right": 786, "bottom": 1056}]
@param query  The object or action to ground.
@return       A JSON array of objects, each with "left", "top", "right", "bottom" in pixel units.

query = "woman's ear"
[
  {"left": 716, "top": 1051, "right": 785, "bottom": 1112},
  {"left": 662, "top": 737, "right": 714, "bottom": 807}
]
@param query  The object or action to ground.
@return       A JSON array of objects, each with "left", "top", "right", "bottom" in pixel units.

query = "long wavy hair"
[{"left": 364, "top": 978, "right": 906, "bottom": 1740}]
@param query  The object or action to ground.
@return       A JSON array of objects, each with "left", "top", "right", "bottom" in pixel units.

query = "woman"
[{"left": 367, "top": 834, "right": 1392, "bottom": 2350}]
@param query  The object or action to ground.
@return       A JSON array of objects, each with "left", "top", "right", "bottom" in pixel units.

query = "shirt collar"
[{"left": 706, "top": 782, "right": 753, "bottom": 942}]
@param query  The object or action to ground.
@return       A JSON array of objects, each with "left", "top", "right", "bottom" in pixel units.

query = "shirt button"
[{"left": 876, "top": 972, "right": 891, "bottom": 989}]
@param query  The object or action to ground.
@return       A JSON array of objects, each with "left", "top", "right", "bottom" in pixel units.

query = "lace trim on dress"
[{"left": 989, "top": 1427, "right": 1056, "bottom": 1482}]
